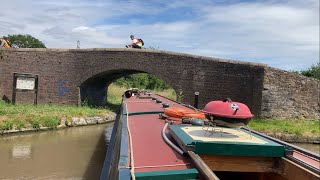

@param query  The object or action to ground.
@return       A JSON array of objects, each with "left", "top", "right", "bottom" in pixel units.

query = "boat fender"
[
  {"left": 190, "top": 119, "right": 204, "bottom": 126},
  {"left": 156, "top": 99, "right": 162, "bottom": 103},
  {"left": 162, "top": 103, "right": 170, "bottom": 108}
]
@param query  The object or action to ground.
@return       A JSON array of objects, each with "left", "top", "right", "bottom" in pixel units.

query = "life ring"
[{"left": 164, "top": 107, "right": 205, "bottom": 119}]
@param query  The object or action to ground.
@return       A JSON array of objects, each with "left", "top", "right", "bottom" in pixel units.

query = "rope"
[{"left": 162, "top": 123, "right": 184, "bottom": 155}]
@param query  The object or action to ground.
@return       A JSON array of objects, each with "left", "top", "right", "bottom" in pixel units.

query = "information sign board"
[{"left": 16, "top": 77, "right": 36, "bottom": 90}]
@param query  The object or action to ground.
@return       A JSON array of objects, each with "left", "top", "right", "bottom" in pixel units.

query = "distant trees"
[
  {"left": 114, "top": 73, "right": 171, "bottom": 90},
  {"left": 4, "top": 34, "right": 46, "bottom": 48}
]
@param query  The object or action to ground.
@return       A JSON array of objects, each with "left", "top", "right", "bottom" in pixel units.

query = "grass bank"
[
  {"left": 249, "top": 119, "right": 319, "bottom": 143},
  {"left": 0, "top": 101, "right": 111, "bottom": 132},
  {"left": 249, "top": 119, "right": 319, "bottom": 137}
]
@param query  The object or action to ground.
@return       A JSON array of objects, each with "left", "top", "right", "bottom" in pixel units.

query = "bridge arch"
[{"left": 80, "top": 69, "right": 177, "bottom": 106}]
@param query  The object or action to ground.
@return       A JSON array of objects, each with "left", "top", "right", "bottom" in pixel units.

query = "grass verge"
[
  {"left": 249, "top": 119, "right": 319, "bottom": 138},
  {"left": 0, "top": 100, "right": 111, "bottom": 132}
]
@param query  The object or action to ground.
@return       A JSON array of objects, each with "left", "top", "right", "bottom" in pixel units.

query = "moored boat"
[{"left": 100, "top": 91, "right": 320, "bottom": 180}]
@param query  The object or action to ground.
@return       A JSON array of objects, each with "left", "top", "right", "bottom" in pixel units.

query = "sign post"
[{"left": 12, "top": 73, "right": 38, "bottom": 105}]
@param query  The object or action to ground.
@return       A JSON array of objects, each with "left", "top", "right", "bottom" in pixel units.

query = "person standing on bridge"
[
  {"left": 0, "top": 37, "right": 11, "bottom": 48},
  {"left": 126, "top": 35, "right": 143, "bottom": 49}
]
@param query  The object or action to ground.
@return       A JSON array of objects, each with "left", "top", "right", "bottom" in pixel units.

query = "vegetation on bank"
[
  {"left": 249, "top": 119, "right": 319, "bottom": 137},
  {"left": 0, "top": 101, "right": 110, "bottom": 132}
]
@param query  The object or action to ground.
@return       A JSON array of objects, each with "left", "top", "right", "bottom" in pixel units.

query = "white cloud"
[{"left": 0, "top": 0, "right": 318, "bottom": 70}]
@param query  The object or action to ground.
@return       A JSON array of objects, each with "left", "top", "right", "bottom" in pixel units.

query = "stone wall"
[{"left": 262, "top": 67, "right": 320, "bottom": 119}]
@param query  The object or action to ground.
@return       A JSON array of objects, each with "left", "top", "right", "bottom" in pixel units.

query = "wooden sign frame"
[{"left": 12, "top": 73, "right": 39, "bottom": 105}]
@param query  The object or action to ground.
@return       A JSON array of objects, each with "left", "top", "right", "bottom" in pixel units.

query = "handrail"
[
  {"left": 126, "top": 111, "right": 164, "bottom": 116},
  {"left": 162, "top": 123, "right": 184, "bottom": 155},
  {"left": 242, "top": 127, "right": 320, "bottom": 159}
]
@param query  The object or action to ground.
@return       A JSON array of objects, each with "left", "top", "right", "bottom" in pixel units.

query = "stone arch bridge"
[{"left": 0, "top": 48, "right": 319, "bottom": 119}]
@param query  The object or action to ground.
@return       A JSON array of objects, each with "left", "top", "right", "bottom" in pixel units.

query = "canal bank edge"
[
  {"left": 1, "top": 112, "right": 319, "bottom": 144},
  {"left": 263, "top": 132, "right": 320, "bottom": 144},
  {"left": 0, "top": 113, "right": 116, "bottom": 135}
]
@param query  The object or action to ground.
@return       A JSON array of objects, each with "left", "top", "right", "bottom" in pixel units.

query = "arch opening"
[{"left": 80, "top": 70, "right": 177, "bottom": 110}]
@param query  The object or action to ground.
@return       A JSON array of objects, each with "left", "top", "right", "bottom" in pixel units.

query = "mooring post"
[{"left": 194, "top": 91, "right": 199, "bottom": 108}]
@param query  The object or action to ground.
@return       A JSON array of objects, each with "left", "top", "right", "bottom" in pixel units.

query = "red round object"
[{"left": 202, "top": 99, "right": 253, "bottom": 119}]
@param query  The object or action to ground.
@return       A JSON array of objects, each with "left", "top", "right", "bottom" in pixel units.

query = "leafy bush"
[{"left": 300, "top": 62, "right": 320, "bottom": 80}]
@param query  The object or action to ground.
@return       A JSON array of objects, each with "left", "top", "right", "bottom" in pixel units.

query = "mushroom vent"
[{"left": 203, "top": 98, "right": 253, "bottom": 119}]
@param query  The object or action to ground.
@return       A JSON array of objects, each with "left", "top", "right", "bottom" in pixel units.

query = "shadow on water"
[{"left": 83, "top": 125, "right": 113, "bottom": 180}]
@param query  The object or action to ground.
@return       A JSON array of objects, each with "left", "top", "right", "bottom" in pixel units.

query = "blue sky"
[{"left": 1, "top": 0, "right": 319, "bottom": 70}]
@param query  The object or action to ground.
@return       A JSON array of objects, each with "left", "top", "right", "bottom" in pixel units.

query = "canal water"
[{"left": 0, "top": 123, "right": 113, "bottom": 180}]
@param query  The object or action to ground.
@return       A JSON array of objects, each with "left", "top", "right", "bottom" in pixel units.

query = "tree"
[
  {"left": 4, "top": 34, "right": 46, "bottom": 48},
  {"left": 114, "top": 73, "right": 171, "bottom": 90}
]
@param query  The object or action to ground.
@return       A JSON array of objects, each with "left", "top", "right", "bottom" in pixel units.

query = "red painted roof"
[
  {"left": 293, "top": 151, "right": 320, "bottom": 169},
  {"left": 125, "top": 95, "right": 194, "bottom": 172}
]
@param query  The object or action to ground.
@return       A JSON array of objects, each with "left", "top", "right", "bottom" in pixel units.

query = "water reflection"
[
  {"left": 0, "top": 123, "right": 113, "bottom": 180},
  {"left": 12, "top": 144, "right": 32, "bottom": 159}
]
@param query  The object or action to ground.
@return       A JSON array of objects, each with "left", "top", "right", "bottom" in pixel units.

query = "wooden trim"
[
  {"left": 188, "top": 151, "right": 220, "bottom": 180},
  {"left": 199, "top": 154, "right": 277, "bottom": 172},
  {"left": 199, "top": 155, "right": 320, "bottom": 180},
  {"left": 277, "top": 158, "right": 320, "bottom": 180}
]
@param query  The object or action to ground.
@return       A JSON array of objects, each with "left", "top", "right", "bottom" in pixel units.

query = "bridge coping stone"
[{"left": 2, "top": 48, "right": 267, "bottom": 68}]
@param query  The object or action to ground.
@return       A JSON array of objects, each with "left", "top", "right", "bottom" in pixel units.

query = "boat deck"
[{"left": 125, "top": 95, "right": 197, "bottom": 176}]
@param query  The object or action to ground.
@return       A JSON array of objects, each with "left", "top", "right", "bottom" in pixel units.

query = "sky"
[{"left": 0, "top": 0, "right": 319, "bottom": 71}]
